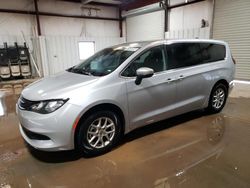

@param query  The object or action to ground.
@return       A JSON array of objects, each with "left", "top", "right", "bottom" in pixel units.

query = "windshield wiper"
[
  {"left": 80, "top": 70, "right": 93, "bottom": 76},
  {"left": 70, "top": 68, "right": 93, "bottom": 76}
]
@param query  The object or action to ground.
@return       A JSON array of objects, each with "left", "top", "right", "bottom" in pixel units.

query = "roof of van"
[{"left": 115, "top": 39, "right": 226, "bottom": 49}]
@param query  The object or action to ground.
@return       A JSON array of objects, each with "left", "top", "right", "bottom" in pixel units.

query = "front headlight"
[{"left": 30, "top": 99, "right": 68, "bottom": 114}]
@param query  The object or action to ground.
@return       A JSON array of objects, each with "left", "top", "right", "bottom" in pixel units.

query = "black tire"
[
  {"left": 206, "top": 83, "right": 228, "bottom": 114},
  {"left": 76, "top": 110, "right": 122, "bottom": 157}
]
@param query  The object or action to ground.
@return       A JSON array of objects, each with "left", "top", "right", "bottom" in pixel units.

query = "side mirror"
[{"left": 135, "top": 67, "right": 154, "bottom": 85}]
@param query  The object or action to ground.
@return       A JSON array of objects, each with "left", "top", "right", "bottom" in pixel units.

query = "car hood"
[{"left": 22, "top": 71, "right": 98, "bottom": 101}]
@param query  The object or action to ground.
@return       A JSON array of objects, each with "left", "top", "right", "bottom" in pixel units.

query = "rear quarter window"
[
  {"left": 200, "top": 43, "right": 226, "bottom": 63},
  {"left": 166, "top": 42, "right": 226, "bottom": 70}
]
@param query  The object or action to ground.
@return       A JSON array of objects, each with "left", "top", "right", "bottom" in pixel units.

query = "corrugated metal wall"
[
  {"left": 0, "top": 35, "right": 125, "bottom": 77},
  {"left": 165, "top": 27, "right": 210, "bottom": 39},
  {"left": 41, "top": 36, "right": 126, "bottom": 76},
  {"left": 213, "top": 0, "right": 250, "bottom": 80},
  {"left": 126, "top": 10, "right": 165, "bottom": 42}
]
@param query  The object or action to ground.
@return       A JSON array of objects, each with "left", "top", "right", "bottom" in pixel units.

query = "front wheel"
[
  {"left": 206, "top": 83, "right": 228, "bottom": 113},
  {"left": 76, "top": 111, "right": 122, "bottom": 156}
]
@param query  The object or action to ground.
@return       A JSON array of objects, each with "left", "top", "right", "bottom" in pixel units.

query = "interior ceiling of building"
[
  {"left": 62, "top": 0, "right": 122, "bottom": 4},
  {"left": 61, "top": 0, "right": 160, "bottom": 10}
]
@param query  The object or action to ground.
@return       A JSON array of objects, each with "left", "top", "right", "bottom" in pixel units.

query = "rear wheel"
[
  {"left": 206, "top": 83, "right": 228, "bottom": 113},
  {"left": 76, "top": 111, "right": 122, "bottom": 156}
]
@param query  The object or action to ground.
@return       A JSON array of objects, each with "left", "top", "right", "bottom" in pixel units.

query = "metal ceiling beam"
[
  {"left": 120, "top": 0, "right": 159, "bottom": 11},
  {"left": 0, "top": 8, "right": 120, "bottom": 21},
  {"left": 34, "top": 0, "right": 41, "bottom": 36},
  {"left": 39, "top": 11, "right": 120, "bottom": 21},
  {"left": 121, "top": 0, "right": 206, "bottom": 11},
  {"left": 88, "top": 1, "right": 120, "bottom": 7},
  {"left": 61, "top": 0, "right": 119, "bottom": 7}
]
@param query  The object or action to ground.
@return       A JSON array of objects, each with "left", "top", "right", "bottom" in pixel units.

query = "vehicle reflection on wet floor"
[{"left": 0, "top": 81, "right": 250, "bottom": 188}]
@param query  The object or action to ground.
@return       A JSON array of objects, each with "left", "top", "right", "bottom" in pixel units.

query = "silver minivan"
[{"left": 17, "top": 39, "right": 235, "bottom": 156}]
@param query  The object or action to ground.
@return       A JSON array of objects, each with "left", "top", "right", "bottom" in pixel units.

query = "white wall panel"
[
  {"left": 43, "top": 36, "right": 125, "bottom": 75},
  {"left": 169, "top": 1, "right": 213, "bottom": 31},
  {"left": 38, "top": 0, "right": 118, "bottom": 18},
  {"left": 0, "top": 0, "right": 33, "bottom": 10},
  {"left": 0, "top": 0, "right": 123, "bottom": 77},
  {"left": 40, "top": 17, "right": 119, "bottom": 37},
  {"left": 126, "top": 9, "right": 165, "bottom": 42},
  {"left": 169, "top": 0, "right": 185, "bottom": 6},
  {"left": 0, "top": 34, "right": 125, "bottom": 77},
  {"left": 0, "top": 0, "right": 120, "bottom": 37},
  {"left": 169, "top": 7, "right": 183, "bottom": 31},
  {"left": 0, "top": 13, "right": 36, "bottom": 36},
  {"left": 165, "top": 27, "right": 210, "bottom": 39}
]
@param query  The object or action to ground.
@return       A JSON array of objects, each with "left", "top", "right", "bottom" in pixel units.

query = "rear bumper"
[{"left": 229, "top": 81, "right": 234, "bottom": 94}]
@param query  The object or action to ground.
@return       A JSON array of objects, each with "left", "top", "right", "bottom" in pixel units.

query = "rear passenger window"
[
  {"left": 166, "top": 42, "right": 226, "bottom": 70},
  {"left": 166, "top": 43, "right": 202, "bottom": 69},
  {"left": 200, "top": 43, "right": 226, "bottom": 63}
]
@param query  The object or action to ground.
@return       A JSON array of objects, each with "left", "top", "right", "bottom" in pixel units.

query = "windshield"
[{"left": 68, "top": 46, "right": 139, "bottom": 76}]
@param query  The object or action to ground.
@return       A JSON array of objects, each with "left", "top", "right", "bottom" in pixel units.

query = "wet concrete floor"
[{"left": 0, "top": 80, "right": 250, "bottom": 188}]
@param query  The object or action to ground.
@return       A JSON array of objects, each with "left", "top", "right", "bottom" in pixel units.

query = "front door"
[{"left": 121, "top": 45, "right": 177, "bottom": 128}]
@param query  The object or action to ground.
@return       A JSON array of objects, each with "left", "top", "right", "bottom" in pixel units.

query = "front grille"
[
  {"left": 22, "top": 126, "right": 50, "bottom": 140},
  {"left": 18, "top": 96, "right": 37, "bottom": 110}
]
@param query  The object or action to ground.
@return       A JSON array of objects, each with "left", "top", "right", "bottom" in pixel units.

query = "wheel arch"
[
  {"left": 204, "top": 79, "right": 229, "bottom": 109},
  {"left": 73, "top": 103, "right": 126, "bottom": 148},
  {"left": 211, "top": 79, "right": 229, "bottom": 95},
  {"left": 205, "top": 79, "right": 229, "bottom": 113}
]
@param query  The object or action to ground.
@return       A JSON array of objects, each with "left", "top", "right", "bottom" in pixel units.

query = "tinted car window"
[
  {"left": 166, "top": 42, "right": 226, "bottom": 70},
  {"left": 69, "top": 46, "right": 139, "bottom": 76},
  {"left": 122, "top": 46, "right": 166, "bottom": 77},
  {"left": 167, "top": 43, "right": 203, "bottom": 69},
  {"left": 200, "top": 43, "right": 226, "bottom": 63}
]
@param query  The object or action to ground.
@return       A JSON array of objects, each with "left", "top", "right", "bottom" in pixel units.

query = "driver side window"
[{"left": 122, "top": 45, "right": 166, "bottom": 77}]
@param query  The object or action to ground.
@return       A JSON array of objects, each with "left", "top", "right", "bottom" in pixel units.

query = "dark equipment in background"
[
  {"left": 0, "top": 42, "right": 32, "bottom": 80},
  {"left": 0, "top": 43, "right": 11, "bottom": 79},
  {"left": 19, "top": 43, "right": 32, "bottom": 77},
  {"left": 9, "top": 42, "right": 21, "bottom": 77}
]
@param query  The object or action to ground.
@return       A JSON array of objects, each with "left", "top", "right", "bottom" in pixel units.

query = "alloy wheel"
[
  {"left": 87, "top": 117, "right": 116, "bottom": 149},
  {"left": 212, "top": 88, "right": 225, "bottom": 109}
]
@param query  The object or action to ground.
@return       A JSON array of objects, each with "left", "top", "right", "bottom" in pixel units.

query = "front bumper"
[{"left": 17, "top": 102, "right": 82, "bottom": 151}]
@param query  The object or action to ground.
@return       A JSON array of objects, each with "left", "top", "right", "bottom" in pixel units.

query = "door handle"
[
  {"left": 166, "top": 78, "right": 175, "bottom": 83},
  {"left": 177, "top": 75, "right": 185, "bottom": 81}
]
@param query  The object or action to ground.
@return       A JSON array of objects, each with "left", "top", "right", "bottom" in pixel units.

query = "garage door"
[
  {"left": 213, "top": 0, "right": 250, "bottom": 80},
  {"left": 126, "top": 10, "right": 165, "bottom": 42}
]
